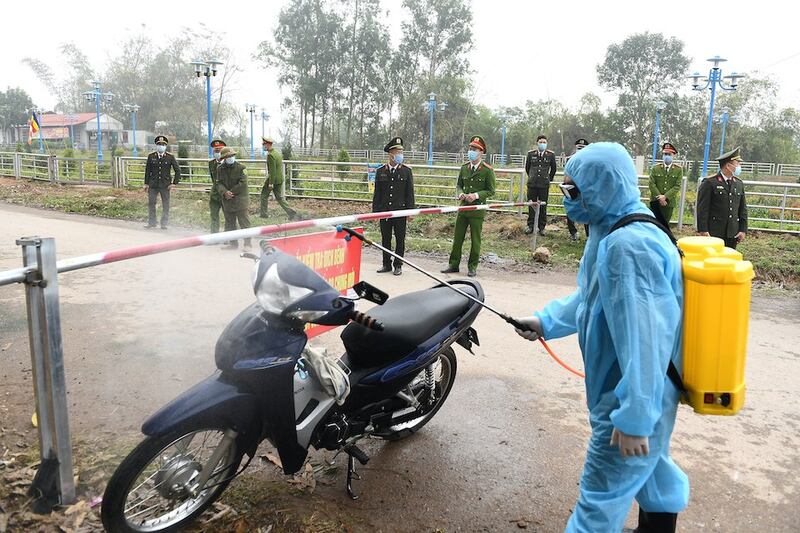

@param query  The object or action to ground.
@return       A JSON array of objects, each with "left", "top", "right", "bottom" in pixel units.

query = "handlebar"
[{"left": 350, "top": 310, "right": 384, "bottom": 331}]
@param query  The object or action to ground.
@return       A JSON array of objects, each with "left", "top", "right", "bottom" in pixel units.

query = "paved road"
[{"left": 1, "top": 203, "right": 798, "bottom": 532}]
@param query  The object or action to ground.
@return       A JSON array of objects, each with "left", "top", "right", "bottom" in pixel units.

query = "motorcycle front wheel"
[
  {"left": 101, "top": 425, "right": 243, "bottom": 533},
  {"left": 376, "top": 346, "right": 457, "bottom": 441}
]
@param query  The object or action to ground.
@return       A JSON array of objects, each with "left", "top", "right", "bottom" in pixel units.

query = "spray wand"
[{"left": 337, "top": 225, "right": 585, "bottom": 379}]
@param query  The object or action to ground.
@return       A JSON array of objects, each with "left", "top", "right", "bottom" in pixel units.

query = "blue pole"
[
  {"left": 719, "top": 113, "right": 728, "bottom": 157},
  {"left": 68, "top": 117, "right": 74, "bottom": 148},
  {"left": 131, "top": 110, "right": 138, "bottom": 157},
  {"left": 206, "top": 73, "right": 213, "bottom": 159},
  {"left": 427, "top": 102, "right": 434, "bottom": 166},
  {"left": 249, "top": 110, "right": 255, "bottom": 159},
  {"left": 651, "top": 109, "right": 661, "bottom": 164},
  {"left": 500, "top": 123, "right": 506, "bottom": 165},
  {"left": 700, "top": 69, "right": 719, "bottom": 178},
  {"left": 95, "top": 91, "right": 103, "bottom": 162}
]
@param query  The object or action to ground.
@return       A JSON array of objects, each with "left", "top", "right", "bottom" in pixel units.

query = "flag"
[{"left": 28, "top": 112, "right": 41, "bottom": 144}]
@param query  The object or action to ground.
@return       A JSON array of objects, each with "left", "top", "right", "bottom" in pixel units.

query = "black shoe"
[
  {"left": 393, "top": 266, "right": 402, "bottom": 276},
  {"left": 523, "top": 226, "right": 534, "bottom": 235},
  {"left": 570, "top": 233, "right": 579, "bottom": 242},
  {"left": 634, "top": 508, "right": 678, "bottom": 533},
  {"left": 537, "top": 229, "right": 546, "bottom": 236},
  {"left": 143, "top": 224, "right": 156, "bottom": 229},
  {"left": 467, "top": 269, "right": 477, "bottom": 277},
  {"left": 260, "top": 213, "right": 268, "bottom": 218},
  {"left": 376, "top": 265, "right": 392, "bottom": 273},
  {"left": 160, "top": 225, "right": 168, "bottom": 230},
  {"left": 440, "top": 266, "right": 459, "bottom": 273}
]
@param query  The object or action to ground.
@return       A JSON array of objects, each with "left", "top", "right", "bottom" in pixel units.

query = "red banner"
[{"left": 267, "top": 228, "right": 363, "bottom": 338}]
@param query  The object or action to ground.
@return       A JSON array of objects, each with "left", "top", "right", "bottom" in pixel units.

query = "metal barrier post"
[
  {"left": 779, "top": 186, "right": 787, "bottom": 231},
  {"left": 677, "top": 176, "right": 688, "bottom": 230},
  {"left": 530, "top": 202, "right": 542, "bottom": 251},
  {"left": 14, "top": 152, "right": 21, "bottom": 178},
  {"left": 17, "top": 237, "right": 76, "bottom": 512}
]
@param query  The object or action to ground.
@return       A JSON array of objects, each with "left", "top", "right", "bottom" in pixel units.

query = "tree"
[
  {"left": 0, "top": 88, "right": 35, "bottom": 142},
  {"left": 597, "top": 32, "right": 690, "bottom": 155}
]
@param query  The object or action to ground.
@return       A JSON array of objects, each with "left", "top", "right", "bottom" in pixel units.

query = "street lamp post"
[
  {"left": 499, "top": 116, "right": 508, "bottom": 166},
  {"left": 424, "top": 92, "right": 447, "bottom": 166},
  {"left": 122, "top": 104, "right": 140, "bottom": 157},
  {"left": 715, "top": 109, "right": 736, "bottom": 157},
  {"left": 66, "top": 114, "right": 76, "bottom": 148},
  {"left": 31, "top": 107, "right": 45, "bottom": 153},
  {"left": 688, "top": 56, "right": 745, "bottom": 178},
  {"left": 246, "top": 104, "right": 257, "bottom": 159},
  {"left": 82, "top": 81, "right": 115, "bottom": 161},
  {"left": 190, "top": 59, "right": 224, "bottom": 158},
  {"left": 651, "top": 101, "right": 668, "bottom": 164},
  {"left": 260, "top": 109, "right": 269, "bottom": 156}
]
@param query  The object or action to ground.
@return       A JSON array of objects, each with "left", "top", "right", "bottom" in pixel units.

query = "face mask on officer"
[
  {"left": 663, "top": 154, "right": 673, "bottom": 165},
  {"left": 225, "top": 156, "right": 236, "bottom": 165},
  {"left": 156, "top": 145, "right": 166, "bottom": 154},
  {"left": 392, "top": 152, "right": 404, "bottom": 165},
  {"left": 733, "top": 164, "right": 742, "bottom": 177},
  {"left": 467, "top": 150, "right": 480, "bottom": 162},
  {"left": 538, "top": 142, "right": 547, "bottom": 152},
  {"left": 214, "top": 151, "right": 222, "bottom": 160}
]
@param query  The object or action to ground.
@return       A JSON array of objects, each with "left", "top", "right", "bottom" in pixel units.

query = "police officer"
[
  {"left": 566, "top": 138, "right": 589, "bottom": 241},
  {"left": 441, "top": 136, "right": 496, "bottom": 277},
  {"left": 524, "top": 134, "right": 557, "bottom": 235},
  {"left": 373, "top": 137, "right": 415, "bottom": 276},
  {"left": 208, "top": 139, "right": 226, "bottom": 233},
  {"left": 143, "top": 135, "right": 181, "bottom": 229},
  {"left": 260, "top": 137, "right": 299, "bottom": 220},
  {"left": 216, "top": 146, "right": 252, "bottom": 250},
  {"left": 697, "top": 147, "right": 748, "bottom": 249},
  {"left": 648, "top": 142, "right": 683, "bottom": 226}
]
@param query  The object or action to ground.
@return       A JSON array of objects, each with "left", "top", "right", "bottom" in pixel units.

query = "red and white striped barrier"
[{"left": 0, "top": 201, "right": 534, "bottom": 286}]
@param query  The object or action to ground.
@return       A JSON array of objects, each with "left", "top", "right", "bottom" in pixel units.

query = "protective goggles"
[{"left": 559, "top": 183, "right": 580, "bottom": 200}]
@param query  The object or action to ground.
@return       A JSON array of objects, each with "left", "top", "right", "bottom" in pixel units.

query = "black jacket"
[
  {"left": 144, "top": 152, "right": 181, "bottom": 188},
  {"left": 696, "top": 173, "right": 748, "bottom": 238},
  {"left": 524, "top": 149, "right": 557, "bottom": 188},
  {"left": 372, "top": 163, "right": 415, "bottom": 212}
]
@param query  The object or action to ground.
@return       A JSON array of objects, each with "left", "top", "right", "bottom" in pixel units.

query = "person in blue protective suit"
[{"left": 514, "top": 142, "right": 689, "bottom": 533}]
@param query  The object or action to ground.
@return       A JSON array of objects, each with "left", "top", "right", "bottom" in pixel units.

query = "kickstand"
[{"left": 346, "top": 454, "right": 361, "bottom": 500}]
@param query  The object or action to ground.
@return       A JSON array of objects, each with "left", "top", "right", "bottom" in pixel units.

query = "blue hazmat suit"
[{"left": 534, "top": 143, "right": 689, "bottom": 532}]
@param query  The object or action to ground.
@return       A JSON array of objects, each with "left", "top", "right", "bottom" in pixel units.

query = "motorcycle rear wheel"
[
  {"left": 376, "top": 346, "right": 457, "bottom": 441},
  {"left": 101, "top": 425, "right": 242, "bottom": 533}
]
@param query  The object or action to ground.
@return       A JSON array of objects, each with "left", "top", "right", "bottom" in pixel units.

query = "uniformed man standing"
[
  {"left": 441, "top": 136, "right": 496, "bottom": 277},
  {"left": 373, "top": 137, "right": 415, "bottom": 276},
  {"left": 216, "top": 147, "right": 252, "bottom": 250},
  {"left": 524, "top": 134, "right": 557, "bottom": 235},
  {"left": 565, "top": 138, "right": 589, "bottom": 241},
  {"left": 697, "top": 147, "right": 748, "bottom": 249},
  {"left": 260, "top": 137, "right": 299, "bottom": 220},
  {"left": 208, "top": 139, "right": 226, "bottom": 233},
  {"left": 143, "top": 135, "right": 181, "bottom": 229},
  {"left": 648, "top": 142, "right": 683, "bottom": 226}
]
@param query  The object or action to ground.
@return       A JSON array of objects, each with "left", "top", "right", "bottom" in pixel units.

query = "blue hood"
[{"left": 563, "top": 142, "right": 648, "bottom": 235}]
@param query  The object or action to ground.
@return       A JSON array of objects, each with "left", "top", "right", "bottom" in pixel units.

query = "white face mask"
[{"left": 156, "top": 145, "right": 166, "bottom": 154}]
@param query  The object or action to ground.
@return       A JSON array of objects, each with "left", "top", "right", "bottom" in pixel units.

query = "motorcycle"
[{"left": 101, "top": 237, "right": 483, "bottom": 532}]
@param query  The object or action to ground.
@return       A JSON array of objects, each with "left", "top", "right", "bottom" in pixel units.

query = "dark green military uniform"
[
  {"left": 208, "top": 157, "right": 223, "bottom": 233},
  {"left": 697, "top": 172, "right": 748, "bottom": 249},
  {"left": 216, "top": 151, "right": 251, "bottom": 248},
  {"left": 447, "top": 156, "right": 496, "bottom": 272},
  {"left": 260, "top": 143, "right": 298, "bottom": 219},
  {"left": 648, "top": 162, "right": 683, "bottom": 223}
]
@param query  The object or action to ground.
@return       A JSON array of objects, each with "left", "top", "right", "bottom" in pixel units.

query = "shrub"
[
  {"left": 282, "top": 141, "right": 293, "bottom": 161},
  {"left": 336, "top": 148, "right": 351, "bottom": 173}
]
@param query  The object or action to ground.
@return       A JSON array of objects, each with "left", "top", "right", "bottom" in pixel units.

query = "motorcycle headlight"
[{"left": 253, "top": 262, "right": 313, "bottom": 314}]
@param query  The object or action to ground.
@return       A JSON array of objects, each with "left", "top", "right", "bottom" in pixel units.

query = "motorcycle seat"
[{"left": 341, "top": 284, "right": 479, "bottom": 368}]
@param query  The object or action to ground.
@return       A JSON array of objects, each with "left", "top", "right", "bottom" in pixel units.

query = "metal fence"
[{"left": 2, "top": 151, "right": 799, "bottom": 234}]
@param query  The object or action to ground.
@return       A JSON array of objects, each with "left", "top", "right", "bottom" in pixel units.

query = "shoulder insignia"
[
  {"left": 545, "top": 149, "right": 554, "bottom": 154},
  {"left": 482, "top": 162, "right": 493, "bottom": 169}
]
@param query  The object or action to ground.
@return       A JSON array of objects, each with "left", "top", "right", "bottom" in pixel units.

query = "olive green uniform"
[
  {"left": 648, "top": 162, "right": 683, "bottom": 223},
  {"left": 447, "top": 161, "right": 496, "bottom": 271},
  {"left": 208, "top": 158, "right": 223, "bottom": 233},
  {"left": 216, "top": 161, "right": 251, "bottom": 247},
  {"left": 260, "top": 147, "right": 297, "bottom": 219}
]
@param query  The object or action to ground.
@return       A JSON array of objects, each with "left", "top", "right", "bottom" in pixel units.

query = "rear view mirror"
[{"left": 352, "top": 281, "right": 389, "bottom": 305}]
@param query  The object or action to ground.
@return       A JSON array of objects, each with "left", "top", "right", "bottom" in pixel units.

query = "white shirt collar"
[{"left": 388, "top": 162, "right": 398, "bottom": 171}]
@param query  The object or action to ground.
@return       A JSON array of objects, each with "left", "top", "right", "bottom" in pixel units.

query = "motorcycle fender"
[{"left": 141, "top": 372, "right": 260, "bottom": 444}]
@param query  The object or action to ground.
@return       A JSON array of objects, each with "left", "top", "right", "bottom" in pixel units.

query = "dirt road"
[{"left": 1, "top": 203, "right": 798, "bottom": 532}]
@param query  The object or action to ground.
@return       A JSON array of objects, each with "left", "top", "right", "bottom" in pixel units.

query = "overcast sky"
[{"left": 4, "top": 0, "right": 797, "bottom": 136}]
